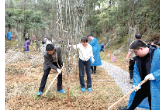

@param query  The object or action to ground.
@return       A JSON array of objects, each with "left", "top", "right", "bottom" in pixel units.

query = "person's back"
[
  {"left": 7, "top": 31, "right": 12, "bottom": 40},
  {"left": 87, "top": 34, "right": 102, "bottom": 74},
  {"left": 99, "top": 43, "right": 104, "bottom": 52}
]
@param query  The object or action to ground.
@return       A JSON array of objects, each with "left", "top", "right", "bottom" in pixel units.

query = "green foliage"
[
  {"left": 86, "top": 0, "right": 160, "bottom": 42},
  {"left": 5, "top": 8, "right": 47, "bottom": 31}
]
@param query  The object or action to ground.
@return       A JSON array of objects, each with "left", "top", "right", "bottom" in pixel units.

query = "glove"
[
  {"left": 132, "top": 85, "right": 141, "bottom": 92},
  {"left": 92, "top": 57, "right": 95, "bottom": 63},
  {"left": 57, "top": 68, "right": 61, "bottom": 74},
  {"left": 144, "top": 73, "right": 155, "bottom": 80}
]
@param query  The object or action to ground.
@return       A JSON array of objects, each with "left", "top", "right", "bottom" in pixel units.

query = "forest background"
[{"left": 5, "top": 0, "right": 160, "bottom": 50}]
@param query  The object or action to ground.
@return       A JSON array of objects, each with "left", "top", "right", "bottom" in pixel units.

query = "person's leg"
[
  {"left": 39, "top": 68, "right": 51, "bottom": 92},
  {"left": 57, "top": 72, "right": 62, "bottom": 90},
  {"left": 129, "top": 59, "right": 135, "bottom": 80},
  {"left": 148, "top": 90, "right": 151, "bottom": 110},
  {"left": 91, "top": 66, "right": 94, "bottom": 74},
  {"left": 94, "top": 66, "right": 96, "bottom": 74},
  {"left": 79, "top": 59, "right": 85, "bottom": 88},
  {"left": 27, "top": 46, "right": 29, "bottom": 51},
  {"left": 127, "top": 88, "right": 149, "bottom": 110},
  {"left": 86, "top": 59, "right": 92, "bottom": 88},
  {"left": 53, "top": 62, "right": 63, "bottom": 91}
]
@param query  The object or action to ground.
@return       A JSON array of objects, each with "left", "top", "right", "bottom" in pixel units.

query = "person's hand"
[
  {"left": 92, "top": 57, "right": 95, "bottom": 63},
  {"left": 57, "top": 68, "right": 61, "bottom": 74},
  {"left": 144, "top": 74, "right": 155, "bottom": 80},
  {"left": 126, "top": 57, "right": 129, "bottom": 62},
  {"left": 132, "top": 85, "right": 141, "bottom": 92}
]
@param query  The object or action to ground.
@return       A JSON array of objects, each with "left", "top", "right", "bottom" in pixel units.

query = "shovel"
[{"left": 107, "top": 79, "right": 148, "bottom": 110}]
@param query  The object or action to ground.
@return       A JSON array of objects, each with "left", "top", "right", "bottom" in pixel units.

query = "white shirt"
[{"left": 73, "top": 43, "right": 93, "bottom": 61}]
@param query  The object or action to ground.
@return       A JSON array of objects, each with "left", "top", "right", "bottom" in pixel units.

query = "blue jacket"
[
  {"left": 127, "top": 45, "right": 160, "bottom": 110},
  {"left": 99, "top": 44, "right": 104, "bottom": 52},
  {"left": 6, "top": 31, "right": 12, "bottom": 40},
  {"left": 89, "top": 38, "right": 102, "bottom": 66}
]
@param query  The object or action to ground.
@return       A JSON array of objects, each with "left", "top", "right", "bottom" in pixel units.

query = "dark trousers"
[
  {"left": 79, "top": 58, "right": 92, "bottom": 88},
  {"left": 91, "top": 66, "right": 96, "bottom": 72},
  {"left": 129, "top": 59, "right": 135, "bottom": 79},
  {"left": 39, "top": 62, "right": 62, "bottom": 92},
  {"left": 27, "top": 46, "right": 29, "bottom": 51},
  {"left": 127, "top": 88, "right": 151, "bottom": 110}
]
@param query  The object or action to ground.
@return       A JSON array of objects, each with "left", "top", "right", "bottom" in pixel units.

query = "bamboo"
[{"left": 107, "top": 79, "right": 148, "bottom": 110}]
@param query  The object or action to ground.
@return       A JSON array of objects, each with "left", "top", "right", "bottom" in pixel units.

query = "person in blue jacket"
[
  {"left": 119, "top": 40, "right": 160, "bottom": 110},
  {"left": 6, "top": 31, "right": 12, "bottom": 40},
  {"left": 99, "top": 43, "right": 104, "bottom": 52},
  {"left": 87, "top": 34, "right": 102, "bottom": 74}
]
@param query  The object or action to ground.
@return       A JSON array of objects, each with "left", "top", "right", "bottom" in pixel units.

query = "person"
[
  {"left": 23, "top": 40, "right": 31, "bottom": 52},
  {"left": 33, "top": 35, "right": 36, "bottom": 41},
  {"left": 119, "top": 40, "right": 160, "bottom": 110},
  {"left": 99, "top": 43, "right": 105, "bottom": 52},
  {"left": 25, "top": 33, "right": 29, "bottom": 41},
  {"left": 6, "top": 31, "right": 12, "bottom": 41},
  {"left": 126, "top": 33, "right": 142, "bottom": 83},
  {"left": 41, "top": 37, "right": 52, "bottom": 53},
  {"left": 37, "top": 44, "right": 65, "bottom": 96},
  {"left": 70, "top": 37, "right": 95, "bottom": 92},
  {"left": 87, "top": 34, "right": 102, "bottom": 74},
  {"left": 151, "top": 40, "right": 160, "bottom": 49}
]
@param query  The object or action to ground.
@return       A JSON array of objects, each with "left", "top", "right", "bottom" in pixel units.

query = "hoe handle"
[
  {"left": 43, "top": 67, "right": 63, "bottom": 96},
  {"left": 108, "top": 79, "right": 148, "bottom": 110}
]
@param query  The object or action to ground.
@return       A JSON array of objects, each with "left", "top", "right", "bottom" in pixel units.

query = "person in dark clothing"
[
  {"left": 151, "top": 40, "right": 160, "bottom": 48},
  {"left": 126, "top": 33, "right": 142, "bottom": 83},
  {"left": 119, "top": 40, "right": 160, "bottom": 110},
  {"left": 37, "top": 44, "right": 65, "bottom": 96}
]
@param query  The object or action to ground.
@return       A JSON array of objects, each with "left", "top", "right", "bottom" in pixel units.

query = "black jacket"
[
  {"left": 133, "top": 45, "right": 157, "bottom": 78},
  {"left": 43, "top": 46, "right": 63, "bottom": 71}
]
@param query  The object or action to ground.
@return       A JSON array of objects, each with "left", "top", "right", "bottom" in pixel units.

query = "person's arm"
[
  {"left": 56, "top": 47, "right": 63, "bottom": 68},
  {"left": 44, "top": 54, "right": 58, "bottom": 71},
  {"left": 126, "top": 50, "right": 132, "bottom": 62}
]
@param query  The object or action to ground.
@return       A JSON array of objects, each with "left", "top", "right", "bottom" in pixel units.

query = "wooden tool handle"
[
  {"left": 43, "top": 67, "right": 64, "bottom": 96},
  {"left": 107, "top": 79, "right": 148, "bottom": 110}
]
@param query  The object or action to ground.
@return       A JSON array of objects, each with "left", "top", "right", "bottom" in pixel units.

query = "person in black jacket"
[{"left": 37, "top": 44, "right": 65, "bottom": 96}]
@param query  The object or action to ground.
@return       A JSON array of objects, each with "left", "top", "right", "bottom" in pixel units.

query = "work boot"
[{"left": 118, "top": 106, "right": 127, "bottom": 110}]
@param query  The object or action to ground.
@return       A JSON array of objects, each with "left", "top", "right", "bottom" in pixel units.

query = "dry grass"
[
  {"left": 100, "top": 49, "right": 129, "bottom": 72},
  {"left": 5, "top": 55, "right": 128, "bottom": 110}
]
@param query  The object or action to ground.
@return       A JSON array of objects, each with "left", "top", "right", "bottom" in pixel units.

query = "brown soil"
[{"left": 5, "top": 45, "right": 128, "bottom": 110}]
